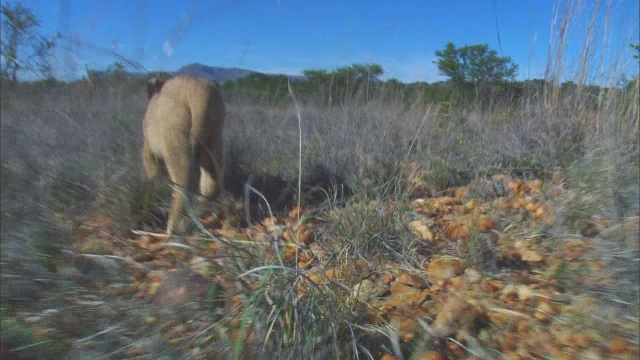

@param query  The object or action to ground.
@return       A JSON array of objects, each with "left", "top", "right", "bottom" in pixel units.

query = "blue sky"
[{"left": 17, "top": 0, "right": 640, "bottom": 83}]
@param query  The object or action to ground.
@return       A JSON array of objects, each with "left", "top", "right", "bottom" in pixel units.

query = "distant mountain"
[{"left": 174, "top": 63, "right": 256, "bottom": 83}]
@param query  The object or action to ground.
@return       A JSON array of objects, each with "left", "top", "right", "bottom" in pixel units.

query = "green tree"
[
  {"left": 85, "top": 61, "right": 131, "bottom": 82},
  {"left": 1, "top": 3, "right": 57, "bottom": 84},
  {"left": 434, "top": 42, "right": 518, "bottom": 97},
  {"left": 379, "top": 78, "right": 404, "bottom": 102},
  {"left": 302, "top": 63, "right": 384, "bottom": 105},
  {"left": 624, "top": 44, "right": 639, "bottom": 93},
  {"left": 302, "top": 69, "right": 333, "bottom": 104},
  {"left": 222, "top": 72, "right": 289, "bottom": 104},
  {"left": 348, "top": 63, "right": 383, "bottom": 100}
]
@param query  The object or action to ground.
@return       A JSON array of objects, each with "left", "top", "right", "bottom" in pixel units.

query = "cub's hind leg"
[
  {"left": 163, "top": 144, "right": 199, "bottom": 235},
  {"left": 198, "top": 143, "right": 223, "bottom": 199},
  {"left": 142, "top": 143, "right": 162, "bottom": 180}
]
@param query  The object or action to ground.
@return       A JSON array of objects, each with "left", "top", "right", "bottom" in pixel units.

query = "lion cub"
[{"left": 142, "top": 76, "right": 225, "bottom": 235}]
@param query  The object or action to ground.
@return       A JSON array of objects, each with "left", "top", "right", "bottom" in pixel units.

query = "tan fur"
[{"left": 142, "top": 76, "right": 225, "bottom": 235}]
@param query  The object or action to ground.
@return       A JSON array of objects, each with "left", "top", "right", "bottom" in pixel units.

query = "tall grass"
[
  {"left": 541, "top": 0, "right": 639, "bottom": 308},
  {"left": 0, "top": 0, "right": 637, "bottom": 357},
  {"left": 0, "top": 79, "right": 146, "bottom": 305}
]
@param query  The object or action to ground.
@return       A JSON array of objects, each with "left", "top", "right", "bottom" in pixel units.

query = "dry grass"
[
  {"left": 2, "top": 75, "right": 638, "bottom": 358},
  {"left": 0, "top": 1, "right": 638, "bottom": 357}
]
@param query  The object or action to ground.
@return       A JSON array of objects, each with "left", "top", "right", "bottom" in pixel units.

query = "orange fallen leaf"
[
  {"left": 125, "top": 345, "right": 145, "bottom": 357},
  {"left": 511, "top": 198, "right": 522, "bottom": 209},
  {"left": 516, "top": 320, "right": 529, "bottom": 334},
  {"left": 418, "top": 351, "right": 443, "bottom": 360},
  {"left": 433, "top": 196, "right": 459, "bottom": 207},
  {"left": 379, "top": 354, "right": 398, "bottom": 360},
  {"left": 296, "top": 226, "right": 315, "bottom": 244},
  {"left": 476, "top": 215, "right": 495, "bottom": 232},
  {"left": 389, "top": 313, "right": 419, "bottom": 342},
  {"left": 396, "top": 271, "right": 427, "bottom": 288},
  {"left": 463, "top": 198, "right": 478, "bottom": 212},
  {"left": 521, "top": 249, "right": 543, "bottom": 263},
  {"left": 524, "top": 201, "right": 538, "bottom": 213},
  {"left": 495, "top": 197, "right": 511, "bottom": 210},
  {"left": 431, "top": 295, "right": 481, "bottom": 338},
  {"left": 516, "top": 285, "right": 534, "bottom": 301},
  {"left": 287, "top": 206, "right": 302, "bottom": 220},
  {"left": 281, "top": 244, "right": 300, "bottom": 265},
  {"left": 147, "top": 270, "right": 164, "bottom": 283},
  {"left": 505, "top": 179, "right": 522, "bottom": 192},
  {"left": 562, "top": 239, "right": 588, "bottom": 259},
  {"left": 386, "top": 282, "right": 428, "bottom": 309},
  {"left": 500, "top": 350, "right": 520, "bottom": 360},
  {"left": 411, "top": 198, "right": 428, "bottom": 209},
  {"left": 380, "top": 273, "right": 395, "bottom": 285},
  {"left": 527, "top": 179, "right": 543, "bottom": 195},
  {"left": 296, "top": 251, "right": 314, "bottom": 269},
  {"left": 444, "top": 223, "right": 469, "bottom": 239},
  {"left": 132, "top": 253, "right": 155, "bottom": 262},
  {"left": 201, "top": 213, "right": 219, "bottom": 228},
  {"left": 426, "top": 256, "right": 465, "bottom": 279},
  {"left": 608, "top": 338, "right": 628, "bottom": 353},
  {"left": 409, "top": 220, "right": 434, "bottom": 241},
  {"left": 518, "top": 183, "right": 531, "bottom": 195},
  {"left": 543, "top": 211, "right": 556, "bottom": 226},
  {"left": 534, "top": 301, "right": 556, "bottom": 322},
  {"left": 455, "top": 187, "right": 468, "bottom": 201},
  {"left": 306, "top": 271, "right": 325, "bottom": 285}
]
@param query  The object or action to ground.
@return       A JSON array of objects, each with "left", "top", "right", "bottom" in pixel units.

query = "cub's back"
[
  {"left": 154, "top": 76, "right": 211, "bottom": 101},
  {"left": 143, "top": 76, "right": 224, "bottom": 154}
]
